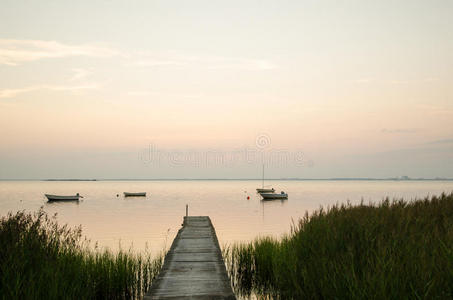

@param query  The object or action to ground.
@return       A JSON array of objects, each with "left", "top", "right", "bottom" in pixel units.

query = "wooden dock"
[{"left": 145, "top": 216, "right": 236, "bottom": 300}]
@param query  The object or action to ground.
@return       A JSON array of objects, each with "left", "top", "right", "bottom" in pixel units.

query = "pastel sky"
[{"left": 1, "top": 0, "right": 452, "bottom": 179}]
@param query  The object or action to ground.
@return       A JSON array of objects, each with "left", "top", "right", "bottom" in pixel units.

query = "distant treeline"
[
  {"left": 44, "top": 179, "right": 98, "bottom": 181},
  {"left": 225, "top": 193, "right": 453, "bottom": 299},
  {"left": 37, "top": 178, "right": 453, "bottom": 181}
]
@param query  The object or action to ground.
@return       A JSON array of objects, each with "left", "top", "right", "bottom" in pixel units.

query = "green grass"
[
  {"left": 0, "top": 209, "right": 164, "bottom": 300},
  {"left": 224, "top": 193, "right": 453, "bottom": 299}
]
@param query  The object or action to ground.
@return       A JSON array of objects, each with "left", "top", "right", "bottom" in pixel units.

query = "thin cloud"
[
  {"left": 70, "top": 68, "right": 92, "bottom": 81},
  {"left": 127, "top": 60, "right": 187, "bottom": 67},
  {"left": 389, "top": 78, "right": 440, "bottom": 85},
  {"left": 193, "top": 55, "right": 276, "bottom": 70},
  {"left": 427, "top": 138, "right": 453, "bottom": 145},
  {"left": 381, "top": 128, "right": 419, "bottom": 134},
  {"left": 0, "top": 39, "right": 119, "bottom": 65},
  {"left": 390, "top": 80, "right": 410, "bottom": 85},
  {"left": 127, "top": 52, "right": 276, "bottom": 71},
  {"left": 127, "top": 90, "right": 203, "bottom": 99},
  {"left": 206, "top": 57, "right": 276, "bottom": 70},
  {"left": 351, "top": 78, "right": 374, "bottom": 84},
  {"left": 127, "top": 91, "right": 153, "bottom": 96},
  {"left": 0, "top": 39, "right": 276, "bottom": 71},
  {"left": 0, "top": 84, "right": 99, "bottom": 99},
  {"left": 423, "top": 77, "right": 440, "bottom": 82},
  {"left": 417, "top": 104, "right": 453, "bottom": 116},
  {"left": 0, "top": 87, "right": 37, "bottom": 99}
]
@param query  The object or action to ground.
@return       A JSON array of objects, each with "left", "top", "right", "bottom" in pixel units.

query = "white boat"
[
  {"left": 124, "top": 192, "right": 146, "bottom": 197},
  {"left": 260, "top": 191, "right": 288, "bottom": 200},
  {"left": 256, "top": 164, "right": 274, "bottom": 194},
  {"left": 45, "top": 193, "right": 82, "bottom": 201}
]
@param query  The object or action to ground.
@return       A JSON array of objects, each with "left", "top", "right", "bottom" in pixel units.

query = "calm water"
[{"left": 1, "top": 180, "right": 452, "bottom": 254}]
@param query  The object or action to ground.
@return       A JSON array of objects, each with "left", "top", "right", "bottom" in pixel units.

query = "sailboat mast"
[{"left": 262, "top": 164, "right": 264, "bottom": 188}]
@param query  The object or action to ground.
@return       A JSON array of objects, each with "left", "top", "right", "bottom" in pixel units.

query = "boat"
[
  {"left": 124, "top": 192, "right": 146, "bottom": 197},
  {"left": 260, "top": 191, "right": 288, "bottom": 200},
  {"left": 256, "top": 164, "right": 274, "bottom": 194},
  {"left": 45, "top": 193, "right": 82, "bottom": 201}
]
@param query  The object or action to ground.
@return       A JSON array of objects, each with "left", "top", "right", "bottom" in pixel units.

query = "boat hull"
[
  {"left": 45, "top": 194, "right": 80, "bottom": 201},
  {"left": 124, "top": 192, "right": 146, "bottom": 197},
  {"left": 256, "top": 188, "right": 275, "bottom": 193},
  {"left": 260, "top": 193, "right": 288, "bottom": 200}
]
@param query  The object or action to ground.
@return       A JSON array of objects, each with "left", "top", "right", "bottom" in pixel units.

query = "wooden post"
[{"left": 186, "top": 204, "right": 188, "bottom": 217}]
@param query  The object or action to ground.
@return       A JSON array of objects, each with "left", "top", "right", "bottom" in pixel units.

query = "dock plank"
[{"left": 145, "top": 216, "right": 236, "bottom": 300}]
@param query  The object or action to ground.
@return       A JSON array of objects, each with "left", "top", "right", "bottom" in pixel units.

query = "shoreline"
[{"left": 0, "top": 178, "right": 452, "bottom": 182}]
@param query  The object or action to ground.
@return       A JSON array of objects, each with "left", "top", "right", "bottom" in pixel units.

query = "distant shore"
[{"left": 0, "top": 177, "right": 451, "bottom": 182}]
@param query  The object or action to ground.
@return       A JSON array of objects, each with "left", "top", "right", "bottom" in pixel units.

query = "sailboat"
[{"left": 256, "top": 164, "right": 275, "bottom": 194}]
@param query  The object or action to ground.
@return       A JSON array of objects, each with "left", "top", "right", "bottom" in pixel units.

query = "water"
[{"left": 0, "top": 180, "right": 452, "bottom": 254}]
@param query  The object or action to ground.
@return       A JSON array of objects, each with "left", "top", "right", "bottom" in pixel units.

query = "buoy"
[{"left": 247, "top": 196, "right": 250, "bottom": 200}]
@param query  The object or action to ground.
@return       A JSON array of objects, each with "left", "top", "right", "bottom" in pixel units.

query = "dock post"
[{"left": 186, "top": 204, "right": 188, "bottom": 217}]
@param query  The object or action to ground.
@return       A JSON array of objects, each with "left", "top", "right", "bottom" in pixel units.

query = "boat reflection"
[
  {"left": 261, "top": 196, "right": 288, "bottom": 220},
  {"left": 45, "top": 200, "right": 80, "bottom": 207}
]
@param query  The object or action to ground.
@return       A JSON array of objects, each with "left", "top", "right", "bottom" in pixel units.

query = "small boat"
[
  {"left": 124, "top": 192, "right": 146, "bottom": 197},
  {"left": 256, "top": 164, "right": 274, "bottom": 194},
  {"left": 260, "top": 191, "right": 288, "bottom": 200},
  {"left": 45, "top": 193, "right": 82, "bottom": 202}
]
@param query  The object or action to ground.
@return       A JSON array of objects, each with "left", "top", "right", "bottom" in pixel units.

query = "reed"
[
  {"left": 225, "top": 192, "right": 453, "bottom": 299},
  {"left": 0, "top": 209, "right": 163, "bottom": 300}
]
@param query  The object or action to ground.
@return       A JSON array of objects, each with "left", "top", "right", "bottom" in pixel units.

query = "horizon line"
[{"left": 1, "top": 177, "right": 453, "bottom": 181}]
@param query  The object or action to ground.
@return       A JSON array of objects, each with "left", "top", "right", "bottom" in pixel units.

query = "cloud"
[
  {"left": 0, "top": 39, "right": 119, "bottom": 65},
  {"left": 194, "top": 56, "right": 276, "bottom": 70},
  {"left": 127, "top": 60, "right": 187, "bottom": 67},
  {"left": 0, "top": 39, "right": 277, "bottom": 71},
  {"left": 390, "top": 80, "right": 410, "bottom": 84},
  {"left": 427, "top": 138, "right": 453, "bottom": 145},
  {"left": 381, "top": 128, "right": 419, "bottom": 134},
  {"left": 70, "top": 68, "right": 92, "bottom": 81},
  {"left": 389, "top": 78, "right": 440, "bottom": 85},
  {"left": 126, "top": 52, "right": 276, "bottom": 71},
  {"left": 235, "top": 58, "right": 275, "bottom": 70},
  {"left": 423, "top": 77, "right": 440, "bottom": 82},
  {"left": 417, "top": 104, "right": 453, "bottom": 116},
  {"left": 127, "top": 90, "right": 203, "bottom": 99},
  {"left": 0, "top": 84, "right": 99, "bottom": 99},
  {"left": 351, "top": 78, "right": 374, "bottom": 83}
]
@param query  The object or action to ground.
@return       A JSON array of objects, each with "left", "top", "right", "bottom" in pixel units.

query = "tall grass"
[
  {"left": 0, "top": 209, "right": 164, "bottom": 299},
  {"left": 225, "top": 193, "right": 453, "bottom": 299}
]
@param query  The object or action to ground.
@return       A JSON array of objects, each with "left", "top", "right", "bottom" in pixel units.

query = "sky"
[{"left": 0, "top": 0, "right": 452, "bottom": 179}]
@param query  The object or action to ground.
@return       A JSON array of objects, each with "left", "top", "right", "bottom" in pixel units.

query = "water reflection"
[
  {"left": 45, "top": 200, "right": 80, "bottom": 207},
  {"left": 0, "top": 180, "right": 452, "bottom": 253},
  {"left": 260, "top": 199, "right": 288, "bottom": 204},
  {"left": 260, "top": 198, "right": 288, "bottom": 220}
]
